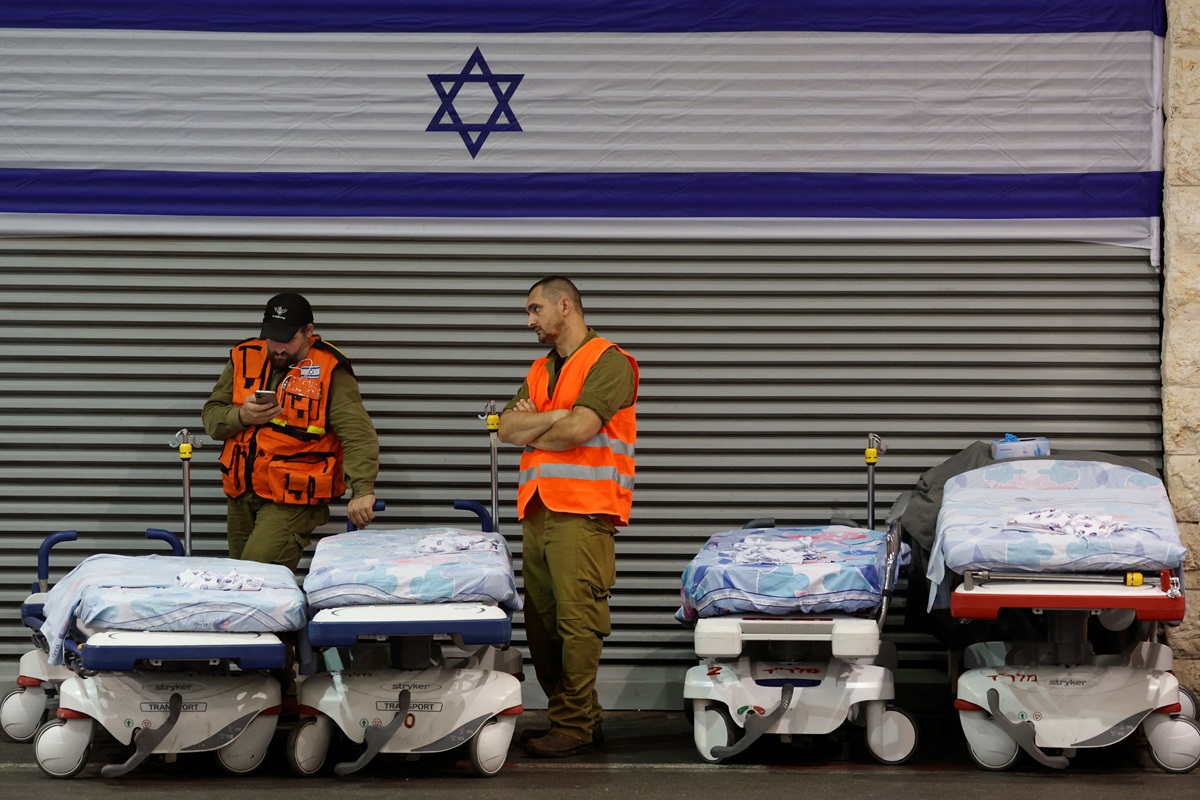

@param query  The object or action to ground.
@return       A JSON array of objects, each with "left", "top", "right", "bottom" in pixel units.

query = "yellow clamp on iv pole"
[
  {"left": 483, "top": 401, "right": 501, "bottom": 532},
  {"left": 170, "top": 429, "right": 202, "bottom": 556}
]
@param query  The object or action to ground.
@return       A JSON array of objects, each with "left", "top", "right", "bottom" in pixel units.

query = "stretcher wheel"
[
  {"left": 1178, "top": 686, "right": 1198, "bottom": 721},
  {"left": 692, "top": 699, "right": 734, "bottom": 763},
  {"left": 1, "top": 685, "right": 48, "bottom": 743},
  {"left": 468, "top": 715, "right": 515, "bottom": 777},
  {"left": 864, "top": 706, "right": 918, "bottom": 765},
  {"left": 1147, "top": 715, "right": 1200, "bottom": 774},
  {"left": 34, "top": 718, "right": 93, "bottom": 779},
  {"left": 215, "top": 713, "right": 276, "bottom": 774},
  {"left": 959, "top": 710, "right": 1019, "bottom": 771},
  {"left": 287, "top": 716, "right": 334, "bottom": 777}
]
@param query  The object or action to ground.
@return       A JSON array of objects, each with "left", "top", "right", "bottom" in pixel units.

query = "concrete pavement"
[{"left": 0, "top": 708, "right": 1195, "bottom": 799}]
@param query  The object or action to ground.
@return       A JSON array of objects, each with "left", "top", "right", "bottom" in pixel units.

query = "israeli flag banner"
[{"left": 0, "top": 1, "right": 1165, "bottom": 259}]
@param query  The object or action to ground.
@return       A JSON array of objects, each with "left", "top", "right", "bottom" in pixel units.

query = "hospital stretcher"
[
  {"left": 2, "top": 528, "right": 207, "bottom": 746},
  {"left": 928, "top": 458, "right": 1200, "bottom": 772},
  {"left": 679, "top": 436, "right": 918, "bottom": 764},
  {"left": 289, "top": 501, "right": 523, "bottom": 778},
  {"left": 2, "top": 531, "right": 81, "bottom": 743},
  {"left": 28, "top": 531, "right": 306, "bottom": 779},
  {"left": 680, "top": 521, "right": 916, "bottom": 764}
]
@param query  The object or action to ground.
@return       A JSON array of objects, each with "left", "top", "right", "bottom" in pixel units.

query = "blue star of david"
[{"left": 427, "top": 48, "right": 523, "bottom": 158}]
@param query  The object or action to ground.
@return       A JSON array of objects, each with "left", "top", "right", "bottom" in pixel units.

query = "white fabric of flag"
[{"left": 0, "top": 1, "right": 1165, "bottom": 259}]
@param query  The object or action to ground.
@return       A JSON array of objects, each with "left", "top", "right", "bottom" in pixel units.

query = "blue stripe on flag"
[
  {"left": 0, "top": 170, "right": 1161, "bottom": 220},
  {"left": 0, "top": 1, "right": 1165, "bottom": 35}
]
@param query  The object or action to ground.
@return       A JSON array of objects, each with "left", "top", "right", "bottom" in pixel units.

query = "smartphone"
[{"left": 253, "top": 390, "right": 277, "bottom": 405}]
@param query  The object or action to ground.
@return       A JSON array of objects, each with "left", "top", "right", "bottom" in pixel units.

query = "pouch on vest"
[
  {"left": 262, "top": 452, "right": 340, "bottom": 505},
  {"left": 219, "top": 441, "right": 249, "bottom": 496}
]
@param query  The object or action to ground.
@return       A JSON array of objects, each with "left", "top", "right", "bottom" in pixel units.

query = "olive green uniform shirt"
[{"left": 504, "top": 329, "right": 636, "bottom": 421}]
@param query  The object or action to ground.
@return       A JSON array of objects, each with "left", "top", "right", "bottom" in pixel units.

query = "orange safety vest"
[
  {"left": 516, "top": 337, "right": 638, "bottom": 526},
  {"left": 218, "top": 336, "right": 349, "bottom": 505}
]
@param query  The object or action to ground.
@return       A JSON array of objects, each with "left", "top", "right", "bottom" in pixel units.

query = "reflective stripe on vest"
[{"left": 520, "top": 462, "right": 636, "bottom": 491}]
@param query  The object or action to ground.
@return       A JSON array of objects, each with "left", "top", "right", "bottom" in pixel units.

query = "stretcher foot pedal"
[
  {"left": 709, "top": 683, "right": 794, "bottom": 762},
  {"left": 100, "top": 693, "right": 183, "bottom": 778},
  {"left": 334, "top": 689, "right": 411, "bottom": 776},
  {"left": 983, "top": 687, "right": 1068, "bottom": 769}
]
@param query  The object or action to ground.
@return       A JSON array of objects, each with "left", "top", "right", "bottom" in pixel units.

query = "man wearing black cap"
[{"left": 202, "top": 292, "right": 379, "bottom": 570}]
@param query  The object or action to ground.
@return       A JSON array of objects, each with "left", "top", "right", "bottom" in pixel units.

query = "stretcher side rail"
[
  {"left": 71, "top": 631, "right": 289, "bottom": 671},
  {"left": 951, "top": 570, "right": 1186, "bottom": 621},
  {"left": 307, "top": 603, "right": 512, "bottom": 648}
]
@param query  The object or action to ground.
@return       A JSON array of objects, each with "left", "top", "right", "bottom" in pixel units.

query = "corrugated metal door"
[{"left": 0, "top": 236, "right": 1163, "bottom": 709}]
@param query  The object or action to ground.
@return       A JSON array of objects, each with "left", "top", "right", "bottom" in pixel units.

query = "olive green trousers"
[
  {"left": 521, "top": 494, "right": 617, "bottom": 743},
  {"left": 226, "top": 494, "right": 330, "bottom": 570}
]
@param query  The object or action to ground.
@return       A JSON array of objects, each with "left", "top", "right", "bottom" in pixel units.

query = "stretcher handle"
[
  {"left": 874, "top": 492, "right": 912, "bottom": 627},
  {"left": 1167, "top": 565, "right": 1187, "bottom": 627},
  {"left": 35, "top": 529, "right": 78, "bottom": 592},
  {"left": 346, "top": 499, "right": 387, "bottom": 532},
  {"left": 453, "top": 498, "right": 495, "bottom": 533},
  {"left": 145, "top": 527, "right": 184, "bottom": 556}
]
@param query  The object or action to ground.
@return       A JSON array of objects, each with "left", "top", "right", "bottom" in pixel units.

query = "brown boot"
[
  {"left": 523, "top": 729, "right": 594, "bottom": 758},
  {"left": 517, "top": 727, "right": 549, "bottom": 746}
]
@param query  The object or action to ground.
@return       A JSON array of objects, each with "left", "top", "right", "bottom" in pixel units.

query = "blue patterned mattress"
[
  {"left": 41, "top": 554, "right": 306, "bottom": 665},
  {"left": 303, "top": 528, "right": 522, "bottom": 613},
  {"left": 677, "top": 526, "right": 902, "bottom": 624},
  {"left": 927, "top": 459, "right": 1186, "bottom": 609}
]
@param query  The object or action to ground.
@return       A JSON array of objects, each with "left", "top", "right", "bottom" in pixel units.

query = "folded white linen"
[
  {"left": 176, "top": 568, "right": 263, "bottom": 591},
  {"left": 1005, "top": 508, "right": 1126, "bottom": 538},
  {"left": 415, "top": 532, "right": 502, "bottom": 554},
  {"left": 728, "top": 536, "right": 820, "bottom": 565}
]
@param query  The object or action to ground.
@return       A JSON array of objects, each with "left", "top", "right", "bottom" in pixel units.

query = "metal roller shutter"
[{"left": 0, "top": 236, "right": 1163, "bottom": 710}]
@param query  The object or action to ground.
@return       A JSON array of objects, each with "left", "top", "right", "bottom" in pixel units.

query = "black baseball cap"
[{"left": 260, "top": 292, "right": 314, "bottom": 341}]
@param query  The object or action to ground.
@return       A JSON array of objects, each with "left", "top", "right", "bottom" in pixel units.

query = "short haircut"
[{"left": 529, "top": 275, "right": 583, "bottom": 314}]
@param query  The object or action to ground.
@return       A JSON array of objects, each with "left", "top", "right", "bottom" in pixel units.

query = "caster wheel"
[
  {"left": 287, "top": 716, "right": 335, "bottom": 776},
  {"left": 469, "top": 716, "right": 515, "bottom": 777},
  {"left": 215, "top": 714, "right": 276, "bottom": 774},
  {"left": 960, "top": 710, "right": 1020, "bottom": 771},
  {"left": 1147, "top": 715, "right": 1200, "bottom": 774},
  {"left": 2, "top": 685, "right": 48, "bottom": 743},
  {"left": 1177, "top": 686, "right": 1198, "bottom": 721},
  {"left": 34, "top": 718, "right": 93, "bottom": 779},
  {"left": 865, "top": 706, "right": 918, "bottom": 765},
  {"left": 693, "top": 699, "right": 735, "bottom": 763}
]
